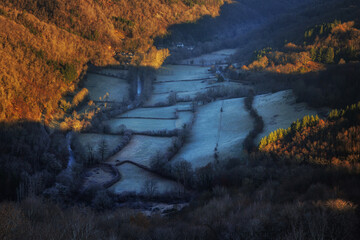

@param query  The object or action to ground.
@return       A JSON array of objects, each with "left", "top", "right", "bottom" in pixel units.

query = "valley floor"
[{"left": 78, "top": 49, "right": 325, "bottom": 207}]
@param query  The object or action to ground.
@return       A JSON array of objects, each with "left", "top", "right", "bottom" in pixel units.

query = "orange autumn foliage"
[
  {"left": 0, "top": 0, "right": 227, "bottom": 122},
  {"left": 260, "top": 102, "right": 360, "bottom": 169},
  {"left": 244, "top": 21, "right": 360, "bottom": 74}
]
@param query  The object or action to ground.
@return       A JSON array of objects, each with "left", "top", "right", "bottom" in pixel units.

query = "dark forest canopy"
[{"left": 156, "top": 0, "right": 315, "bottom": 47}]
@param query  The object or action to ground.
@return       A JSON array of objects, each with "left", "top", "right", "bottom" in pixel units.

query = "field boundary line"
[{"left": 115, "top": 160, "right": 178, "bottom": 182}]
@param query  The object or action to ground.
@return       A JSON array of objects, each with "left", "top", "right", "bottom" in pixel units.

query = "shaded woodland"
[
  {"left": 259, "top": 102, "right": 360, "bottom": 168},
  {"left": 242, "top": 21, "right": 360, "bottom": 73},
  {"left": 0, "top": 121, "right": 67, "bottom": 201},
  {"left": 228, "top": 17, "right": 360, "bottom": 109},
  {"left": 156, "top": 0, "right": 315, "bottom": 62}
]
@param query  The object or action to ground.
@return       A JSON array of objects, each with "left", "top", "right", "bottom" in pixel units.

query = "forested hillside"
[
  {"left": 162, "top": 0, "right": 315, "bottom": 43},
  {"left": 243, "top": 21, "right": 360, "bottom": 74},
  {"left": 229, "top": 0, "right": 360, "bottom": 65},
  {"left": 157, "top": 0, "right": 314, "bottom": 62},
  {"left": 220, "top": 0, "right": 360, "bottom": 111},
  {"left": 235, "top": 20, "right": 360, "bottom": 108},
  {"left": 259, "top": 102, "right": 360, "bottom": 168},
  {"left": 0, "top": 0, "right": 226, "bottom": 122}
]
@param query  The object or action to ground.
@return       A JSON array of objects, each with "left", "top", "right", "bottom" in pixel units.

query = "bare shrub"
[
  {"left": 195, "top": 164, "right": 215, "bottom": 191},
  {"left": 41, "top": 153, "right": 63, "bottom": 173},
  {"left": 172, "top": 160, "right": 193, "bottom": 191},
  {"left": 212, "top": 186, "right": 228, "bottom": 198},
  {"left": 150, "top": 151, "right": 169, "bottom": 173},
  {"left": 168, "top": 92, "right": 178, "bottom": 105},
  {"left": 142, "top": 180, "right": 158, "bottom": 197},
  {"left": 0, "top": 202, "right": 29, "bottom": 240},
  {"left": 195, "top": 86, "right": 247, "bottom": 105},
  {"left": 98, "top": 139, "right": 108, "bottom": 162},
  {"left": 92, "top": 190, "right": 114, "bottom": 210}
]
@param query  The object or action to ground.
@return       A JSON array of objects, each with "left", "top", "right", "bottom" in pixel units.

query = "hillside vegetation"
[
  {"left": 259, "top": 102, "right": 360, "bottom": 169},
  {"left": 0, "top": 0, "right": 226, "bottom": 122},
  {"left": 231, "top": 17, "right": 360, "bottom": 109},
  {"left": 242, "top": 21, "right": 360, "bottom": 73},
  {"left": 158, "top": 0, "right": 314, "bottom": 62}
]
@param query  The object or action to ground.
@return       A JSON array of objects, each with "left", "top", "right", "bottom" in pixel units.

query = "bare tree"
[
  {"left": 142, "top": 180, "right": 158, "bottom": 197},
  {"left": 98, "top": 139, "right": 108, "bottom": 162},
  {"left": 172, "top": 160, "right": 193, "bottom": 193},
  {"left": 150, "top": 151, "right": 168, "bottom": 173},
  {"left": 167, "top": 92, "right": 177, "bottom": 105}
]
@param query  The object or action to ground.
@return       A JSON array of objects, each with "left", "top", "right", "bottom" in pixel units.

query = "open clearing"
[
  {"left": 117, "top": 103, "right": 192, "bottom": 119},
  {"left": 153, "top": 80, "right": 216, "bottom": 95},
  {"left": 82, "top": 166, "right": 115, "bottom": 189},
  {"left": 74, "top": 133, "right": 126, "bottom": 160},
  {"left": 254, "top": 90, "right": 326, "bottom": 144},
  {"left": 157, "top": 65, "right": 212, "bottom": 82},
  {"left": 104, "top": 104, "right": 194, "bottom": 133},
  {"left": 81, "top": 51, "right": 249, "bottom": 195},
  {"left": 146, "top": 64, "right": 244, "bottom": 106},
  {"left": 118, "top": 106, "right": 176, "bottom": 119},
  {"left": 104, "top": 118, "right": 178, "bottom": 133},
  {"left": 110, "top": 163, "right": 181, "bottom": 194},
  {"left": 97, "top": 68, "right": 128, "bottom": 78},
  {"left": 176, "top": 111, "right": 193, "bottom": 128},
  {"left": 151, "top": 65, "right": 216, "bottom": 106},
  {"left": 146, "top": 82, "right": 245, "bottom": 106},
  {"left": 108, "top": 135, "right": 175, "bottom": 167},
  {"left": 180, "top": 49, "right": 237, "bottom": 66},
  {"left": 173, "top": 97, "right": 252, "bottom": 169},
  {"left": 84, "top": 72, "right": 129, "bottom": 102},
  {"left": 217, "top": 98, "right": 254, "bottom": 159},
  {"left": 145, "top": 93, "right": 171, "bottom": 106}
]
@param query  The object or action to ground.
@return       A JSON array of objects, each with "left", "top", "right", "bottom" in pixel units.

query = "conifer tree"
[{"left": 324, "top": 47, "right": 335, "bottom": 63}]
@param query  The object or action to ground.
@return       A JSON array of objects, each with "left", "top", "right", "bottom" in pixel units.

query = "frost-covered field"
[
  {"left": 147, "top": 91, "right": 202, "bottom": 106},
  {"left": 173, "top": 98, "right": 252, "bottom": 168},
  {"left": 118, "top": 103, "right": 192, "bottom": 119},
  {"left": 146, "top": 83, "right": 244, "bottom": 106},
  {"left": 74, "top": 133, "right": 126, "bottom": 159},
  {"left": 176, "top": 111, "right": 193, "bottom": 128},
  {"left": 81, "top": 51, "right": 252, "bottom": 195},
  {"left": 147, "top": 64, "right": 243, "bottom": 106},
  {"left": 151, "top": 65, "right": 217, "bottom": 105},
  {"left": 104, "top": 118, "right": 177, "bottom": 133},
  {"left": 157, "top": 65, "right": 212, "bottom": 82},
  {"left": 97, "top": 68, "right": 128, "bottom": 78},
  {"left": 84, "top": 72, "right": 129, "bottom": 102},
  {"left": 217, "top": 98, "right": 254, "bottom": 159},
  {"left": 254, "top": 90, "right": 325, "bottom": 144},
  {"left": 108, "top": 135, "right": 175, "bottom": 167},
  {"left": 105, "top": 103, "right": 194, "bottom": 133},
  {"left": 145, "top": 93, "right": 170, "bottom": 106},
  {"left": 82, "top": 166, "right": 114, "bottom": 189},
  {"left": 119, "top": 106, "right": 176, "bottom": 119},
  {"left": 110, "top": 163, "right": 181, "bottom": 194},
  {"left": 153, "top": 80, "right": 215, "bottom": 95},
  {"left": 180, "top": 49, "right": 237, "bottom": 66}
]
